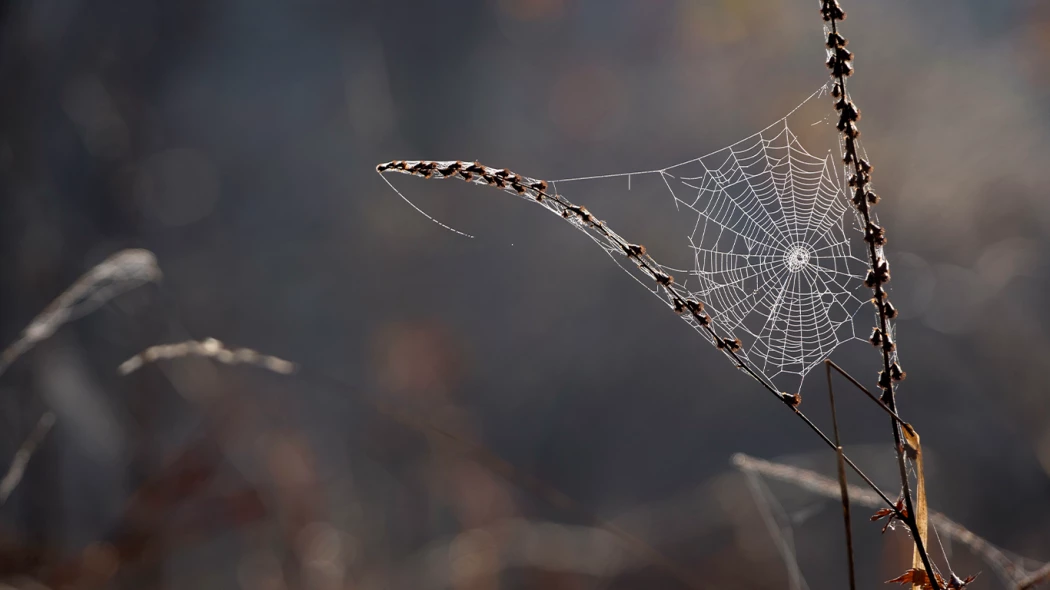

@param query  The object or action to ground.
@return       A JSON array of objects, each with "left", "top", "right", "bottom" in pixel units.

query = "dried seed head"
[
  {"left": 827, "top": 54, "right": 854, "bottom": 77},
  {"left": 439, "top": 162, "right": 462, "bottom": 177},
  {"left": 717, "top": 337, "right": 742, "bottom": 352},
  {"left": 826, "top": 31, "right": 847, "bottom": 48},
  {"left": 883, "top": 300, "right": 898, "bottom": 319},
  {"left": 820, "top": 0, "right": 846, "bottom": 22},
  {"left": 839, "top": 119, "right": 860, "bottom": 139},
  {"left": 848, "top": 169, "right": 870, "bottom": 188},
  {"left": 673, "top": 297, "right": 686, "bottom": 314},
  {"left": 414, "top": 161, "right": 437, "bottom": 178},
  {"left": 841, "top": 101, "right": 860, "bottom": 122},
  {"left": 864, "top": 260, "right": 891, "bottom": 287},
  {"left": 869, "top": 327, "right": 884, "bottom": 346},
  {"left": 864, "top": 222, "right": 886, "bottom": 246},
  {"left": 624, "top": 243, "right": 646, "bottom": 258},
  {"left": 851, "top": 187, "right": 866, "bottom": 208},
  {"left": 878, "top": 370, "right": 892, "bottom": 391}
]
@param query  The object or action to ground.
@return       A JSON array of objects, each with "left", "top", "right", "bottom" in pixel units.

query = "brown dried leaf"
[
  {"left": 871, "top": 497, "right": 908, "bottom": 533},
  {"left": 886, "top": 568, "right": 940, "bottom": 589},
  {"left": 871, "top": 507, "right": 894, "bottom": 521}
]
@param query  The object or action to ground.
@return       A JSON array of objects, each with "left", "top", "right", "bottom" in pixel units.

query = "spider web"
[
  {"left": 548, "top": 86, "right": 869, "bottom": 392},
  {"left": 381, "top": 85, "right": 871, "bottom": 393}
]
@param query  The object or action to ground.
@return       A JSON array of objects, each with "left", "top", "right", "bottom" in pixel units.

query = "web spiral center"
[{"left": 784, "top": 244, "right": 812, "bottom": 273}]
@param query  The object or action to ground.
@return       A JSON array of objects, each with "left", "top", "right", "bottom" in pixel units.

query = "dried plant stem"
[
  {"left": 1020, "top": 563, "right": 1050, "bottom": 590},
  {"left": 376, "top": 160, "right": 902, "bottom": 518},
  {"left": 0, "top": 412, "right": 56, "bottom": 505},
  {"left": 0, "top": 249, "right": 162, "bottom": 379},
  {"left": 826, "top": 362, "right": 856, "bottom": 590},
  {"left": 826, "top": 359, "right": 906, "bottom": 427},
  {"left": 821, "top": 1, "right": 941, "bottom": 586},
  {"left": 117, "top": 338, "right": 297, "bottom": 376},
  {"left": 734, "top": 453, "right": 1042, "bottom": 589}
]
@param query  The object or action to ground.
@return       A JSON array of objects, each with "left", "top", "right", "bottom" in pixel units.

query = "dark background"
[{"left": 1, "top": 0, "right": 1048, "bottom": 588}]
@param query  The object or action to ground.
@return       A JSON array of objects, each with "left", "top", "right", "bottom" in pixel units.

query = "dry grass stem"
[
  {"left": 1020, "top": 563, "right": 1050, "bottom": 590},
  {"left": 0, "top": 412, "right": 56, "bottom": 505},
  {"left": 117, "top": 338, "right": 297, "bottom": 376},
  {"left": 733, "top": 453, "right": 1043, "bottom": 588},
  {"left": 0, "top": 249, "right": 161, "bottom": 378},
  {"left": 826, "top": 362, "right": 857, "bottom": 590}
]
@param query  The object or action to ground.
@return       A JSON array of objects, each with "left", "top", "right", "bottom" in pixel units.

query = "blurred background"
[{"left": 1, "top": 0, "right": 1049, "bottom": 588}]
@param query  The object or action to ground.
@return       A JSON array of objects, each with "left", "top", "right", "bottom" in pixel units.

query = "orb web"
[{"left": 549, "top": 86, "right": 870, "bottom": 392}]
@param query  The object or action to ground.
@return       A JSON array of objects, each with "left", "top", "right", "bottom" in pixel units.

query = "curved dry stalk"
[
  {"left": 0, "top": 412, "right": 56, "bottom": 505},
  {"left": 376, "top": 159, "right": 902, "bottom": 517},
  {"left": 0, "top": 249, "right": 162, "bottom": 378},
  {"left": 117, "top": 338, "right": 297, "bottom": 376}
]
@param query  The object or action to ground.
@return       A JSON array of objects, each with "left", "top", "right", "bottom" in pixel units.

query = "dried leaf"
[
  {"left": 871, "top": 497, "right": 908, "bottom": 533},
  {"left": 887, "top": 567, "right": 977, "bottom": 589},
  {"left": 871, "top": 507, "right": 894, "bottom": 521},
  {"left": 887, "top": 568, "right": 934, "bottom": 588},
  {"left": 903, "top": 425, "right": 928, "bottom": 590}
]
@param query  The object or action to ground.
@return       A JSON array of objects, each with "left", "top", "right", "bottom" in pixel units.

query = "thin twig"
[
  {"left": 826, "top": 362, "right": 856, "bottom": 590},
  {"left": 0, "top": 412, "right": 56, "bottom": 505},
  {"left": 826, "top": 359, "right": 907, "bottom": 428},
  {"left": 820, "top": 1, "right": 942, "bottom": 585}
]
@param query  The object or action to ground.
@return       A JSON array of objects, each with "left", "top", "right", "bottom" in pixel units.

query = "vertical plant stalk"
[
  {"left": 820, "top": 1, "right": 942, "bottom": 586},
  {"left": 826, "top": 362, "right": 856, "bottom": 590}
]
